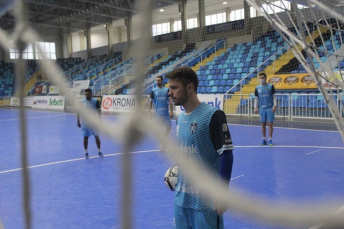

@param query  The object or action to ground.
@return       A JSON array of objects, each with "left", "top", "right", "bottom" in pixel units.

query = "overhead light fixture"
[
  {"left": 223, "top": 1, "right": 228, "bottom": 4},
  {"left": 160, "top": 9, "right": 164, "bottom": 12}
]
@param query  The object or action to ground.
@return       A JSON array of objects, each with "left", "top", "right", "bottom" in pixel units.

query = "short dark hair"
[
  {"left": 156, "top": 76, "right": 163, "bottom": 81},
  {"left": 259, "top": 72, "right": 267, "bottom": 78},
  {"left": 166, "top": 66, "right": 198, "bottom": 92},
  {"left": 84, "top": 88, "right": 92, "bottom": 94}
]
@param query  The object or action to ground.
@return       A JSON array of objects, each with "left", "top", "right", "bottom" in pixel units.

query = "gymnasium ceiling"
[
  {"left": 0, "top": 0, "right": 181, "bottom": 35},
  {"left": 0, "top": 0, "right": 341, "bottom": 37}
]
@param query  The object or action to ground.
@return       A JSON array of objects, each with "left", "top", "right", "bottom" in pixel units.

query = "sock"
[
  {"left": 269, "top": 138, "right": 272, "bottom": 140},
  {"left": 263, "top": 138, "right": 266, "bottom": 140},
  {"left": 98, "top": 148, "right": 101, "bottom": 153},
  {"left": 85, "top": 149, "right": 88, "bottom": 154}
]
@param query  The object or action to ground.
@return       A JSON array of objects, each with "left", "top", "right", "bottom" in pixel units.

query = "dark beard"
[{"left": 174, "top": 90, "right": 188, "bottom": 106}]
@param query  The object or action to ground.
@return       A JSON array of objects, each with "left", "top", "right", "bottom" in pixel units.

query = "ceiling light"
[
  {"left": 160, "top": 9, "right": 164, "bottom": 12},
  {"left": 223, "top": 1, "right": 228, "bottom": 4}
]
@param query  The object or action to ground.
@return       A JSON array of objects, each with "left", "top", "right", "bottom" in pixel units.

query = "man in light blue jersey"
[
  {"left": 166, "top": 67, "right": 234, "bottom": 229},
  {"left": 149, "top": 76, "right": 173, "bottom": 151},
  {"left": 254, "top": 72, "right": 277, "bottom": 146},
  {"left": 77, "top": 88, "right": 103, "bottom": 159}
]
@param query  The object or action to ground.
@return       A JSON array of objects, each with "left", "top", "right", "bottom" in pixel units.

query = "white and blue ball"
[{"left": 164, "top": 166, "right": 178, "bottom": 191}]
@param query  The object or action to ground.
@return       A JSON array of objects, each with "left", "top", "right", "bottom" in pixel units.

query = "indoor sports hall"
[{"left": 1, "top": 0, "right": 344, "bottom": 229}]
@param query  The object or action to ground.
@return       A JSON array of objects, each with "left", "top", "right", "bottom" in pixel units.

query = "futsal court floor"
[{"left": 1, "top": 108, "right": 344, "bottom": 229}]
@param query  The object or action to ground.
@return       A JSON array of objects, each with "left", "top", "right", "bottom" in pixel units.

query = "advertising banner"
[
  {"left": 267, "top": 73, "right": 317, "bottom": 89},
  {"left": 46, "top": 96, "right": 65, "bottom": 110},
  {"left": 10, "top": 97, "right": 34, "bottom": 107},
  {"left": 101, "top": 95, "right": 137, "bottom": 113},
  {"left": 319, "top": 71, "right": 344, "bottom": 89},
  {"left": 32, "top": 96, "right": 48, "bottom": 109},
  {"left": 175, "top": 94, "right": 224, "bottom": 115},
  {"left": 24, "top": 97, "right": 33, "bottom": 107},
  {"left": 73, "top": 80, "right": 90, "bottom": 89},
  {"left": 34, "top": 85, "right": 43, "bottom": 94},
  {"left": 32, "top": 96, "right": 65, "bottom": 110},
  {"left": 49, "top": 86, "right": 59, "bottom": 94},
  {"left": 10, "top": 97, "right": 20, "bottom": 106}
]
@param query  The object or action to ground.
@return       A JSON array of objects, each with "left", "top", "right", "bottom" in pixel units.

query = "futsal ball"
[{"left": 164, "top": 166, "right": 178, "bottom": 191}]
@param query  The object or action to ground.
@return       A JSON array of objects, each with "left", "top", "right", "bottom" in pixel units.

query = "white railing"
[{"left": 223, "top": 93, "right": 342, "bottom": 121}]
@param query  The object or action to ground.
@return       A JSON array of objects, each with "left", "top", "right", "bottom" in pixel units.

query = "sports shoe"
[
  {"left": 98, "top": 152, "right": 103, "bottom": 157},
  {"left": 85, "top": 153, "right": 89, "bottom": 159},
  {"left": 268, "top": 140, "right": 273, "bottom": 146},
  {"left": 261, "top": 139, "right": 267, "bottom": 146}
]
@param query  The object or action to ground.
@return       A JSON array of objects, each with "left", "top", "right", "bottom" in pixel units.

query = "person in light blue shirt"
[
  {"left": 77, "top": 88, "right": 103, "bottom": 159},
  {"left": 149, "top": 76, "right": 173, "bottom": 151},
  {"left": 254, "top": 72, "right": 277, "bottom": 146},
  {"left": 166, "top": 67, "right": 234, "bottom": 229}
]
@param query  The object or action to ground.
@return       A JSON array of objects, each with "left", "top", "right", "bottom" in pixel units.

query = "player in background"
[
  {"left": 166, "top": 67, "right": 234, "bottom": 229},
  {"left": 149, "top": 75, "right": 173, "bottom": 151},
  {"left": 77, "top": 88, "right": 103, "bottom": 159},
  {"left": 254, "top": 72, "right": 277, "bottom": 146}
]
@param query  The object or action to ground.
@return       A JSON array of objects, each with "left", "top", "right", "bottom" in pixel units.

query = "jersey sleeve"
[
  {"left": 210, "top": 110, "right": 233, "bottom": 155},
  {"left": 150, "top": 90, "right": 154, "bottom": 100},
  {"left": 254, "top": 88, "right": 259, "bottom": 97},
  {"left": 271, "top": 85, "right": 275, "bottom": 95}
]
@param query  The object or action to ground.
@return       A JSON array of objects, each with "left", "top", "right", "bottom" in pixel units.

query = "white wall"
[
  {"left": 71, "top": 31, "right": 86, "bottom": 53},
  {"left": 91, "top": 31, "right": 108, "bottom": 48}
]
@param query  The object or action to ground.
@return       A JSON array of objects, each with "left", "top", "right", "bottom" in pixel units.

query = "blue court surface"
[{"left": 1, "top": 108, "right": 344, "bottom": 229}]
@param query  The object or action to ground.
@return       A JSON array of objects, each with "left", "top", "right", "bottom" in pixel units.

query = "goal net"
[{"left": 1, "top": 0, "right": 344, "bottom": 228}]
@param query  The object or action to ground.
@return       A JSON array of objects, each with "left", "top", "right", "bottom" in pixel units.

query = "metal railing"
[{"left": 223, "top": 93, "right": 342, "bottom": 121}]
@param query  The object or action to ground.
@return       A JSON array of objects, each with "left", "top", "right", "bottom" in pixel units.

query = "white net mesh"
[
  {"left": 247, "top": 0, "right": 344, "bottom": 142},
  {"left": 2, "top": 0, "right": 344, "bottom": 228}
]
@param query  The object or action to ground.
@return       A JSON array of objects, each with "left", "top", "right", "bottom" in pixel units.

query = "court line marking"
[
  {"left": 234, "top": 145, "right": 344, "bottom": 150},
  {"left": 0, "top": 149, "right": 159, "bottom": 174},
  {"left": 0, "top": 108, "right": 340, "bottom": 133},
  {"left": 227, "top": 123, "right": 339, "bottom": 133},
  {"left": 306, "top": 149, "right": 323, "bottom": 155},
  {"left": 2, "top": 145, "right": 343, "bottom": 175},
  {"left": 0, "top": 114, "right": 73, "bottom": 122},
  {"left": 231, "top": 175, "right": 244, "bottom": 180}
]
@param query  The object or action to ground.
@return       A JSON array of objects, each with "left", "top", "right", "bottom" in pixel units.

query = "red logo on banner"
[{"left": 102, "top": 98, "right": 113, "bottom": 109}]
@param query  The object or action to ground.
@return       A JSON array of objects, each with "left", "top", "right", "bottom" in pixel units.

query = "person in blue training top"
[
  {"left": 254, "top": 72, "right": 277, "bottom": 146},
  {"left": 149, "top": 75, "right": 173, "bottom": 150},
  {"left": 166, "top": 66, "right": 234, "bottom": 229},
  {"left": 77, "top": 88, "right": 103, "bottom": 159}
]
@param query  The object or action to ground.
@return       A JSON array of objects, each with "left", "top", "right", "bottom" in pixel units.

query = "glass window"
[
  {"left": 173, "top": 20, "right": 182, "bottom": 31},
  {"left": 35, "top": 42, "right": 56, "bottom": 60},
  {"left": 230, "top": 9, "right": 244, "bottom": 21},
  {"left": 206, "top": 13, "right": 226, "bottom": 26},
  {"left": 9, "top": 42, "right": 35, "bottom": 60},
  {"left": 187, "top": 18, "right": 197, "bottom": 29},
  {"left": 250, "top": 7, "right": 257, "bottom": 18},
  {"left": 152, "top": 22, "right": 171, "bottom": 36}
]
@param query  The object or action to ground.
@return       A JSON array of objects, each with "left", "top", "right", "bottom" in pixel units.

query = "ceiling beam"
[{"left": 26, "top": 0, "right": 122, "bottom": 19}]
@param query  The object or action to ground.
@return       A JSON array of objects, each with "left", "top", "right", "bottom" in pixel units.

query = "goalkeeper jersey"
[{"left": 175, "top": 102, "right": 233, "bottom": 210}]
